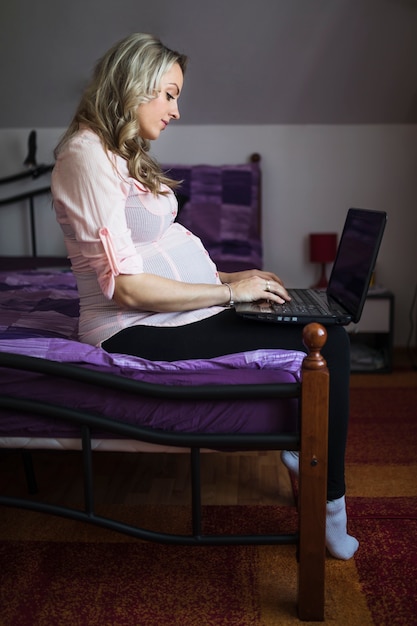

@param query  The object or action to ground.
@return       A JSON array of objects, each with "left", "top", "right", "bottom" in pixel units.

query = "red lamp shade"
[
  {"left": 309, "top": 233, "right": 337, "bottom": 264},
  {"left": 309, "top": 233, "right": 338, "bottom": 289}
]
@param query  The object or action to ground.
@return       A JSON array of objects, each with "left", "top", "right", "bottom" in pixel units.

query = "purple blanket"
[{"left": 0, "top": 271, "right": 305, "bottom": 440}]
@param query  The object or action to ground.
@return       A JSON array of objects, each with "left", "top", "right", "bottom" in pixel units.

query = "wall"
[
  {"left": 0, "top": 124, "right": 416, "bottom": 346},
  {"left": 2, "top": 0, "right": 417, "bottom": 126}
]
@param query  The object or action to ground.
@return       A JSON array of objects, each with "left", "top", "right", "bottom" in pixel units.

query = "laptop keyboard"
[{"left": 272, "top": 289, "right": 329, "bottom": 315}]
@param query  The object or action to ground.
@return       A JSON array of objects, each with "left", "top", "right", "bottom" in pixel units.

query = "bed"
[{"left": 0, "top": 155, "right": 329, "bottom": 621}]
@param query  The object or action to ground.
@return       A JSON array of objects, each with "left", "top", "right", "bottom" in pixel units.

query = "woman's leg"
[
  {"left": 104, "top": 310, "right": 349, "bottom": 499},
  {"left": 103, "top": 309, "right": 358, "bottom": 557}
]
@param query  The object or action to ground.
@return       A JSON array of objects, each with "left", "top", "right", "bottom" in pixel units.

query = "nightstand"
[{"left": 347, "top": 290, "right": 394, "bottom": 373}]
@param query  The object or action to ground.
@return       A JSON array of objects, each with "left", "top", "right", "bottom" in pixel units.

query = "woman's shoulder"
[
  {"left": 55, "top": 128, "right": 103, "bottom": 164},
  {"left": 57, "top": 127, "right": 126, "bottom": 176},
  {"left": 64, "top": 127, "right": 105, "bottom": 154}
]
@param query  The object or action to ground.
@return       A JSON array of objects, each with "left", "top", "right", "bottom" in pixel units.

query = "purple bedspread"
[{"left": 0, "top": 271, "right": 305, "bottom": 440}]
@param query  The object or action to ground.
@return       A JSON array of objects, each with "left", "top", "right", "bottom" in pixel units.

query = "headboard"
[{"left": 165, "top": 153, "right": 262, "bottom": 273}]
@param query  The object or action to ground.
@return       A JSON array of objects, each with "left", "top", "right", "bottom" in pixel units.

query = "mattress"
[{"left": 0, "top": 270, "right": 305, "bottom": 452}]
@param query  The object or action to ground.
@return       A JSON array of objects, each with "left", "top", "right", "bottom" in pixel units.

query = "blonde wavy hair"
[{"left": 55, "top": 33, "right": 187, "bottom": 195}]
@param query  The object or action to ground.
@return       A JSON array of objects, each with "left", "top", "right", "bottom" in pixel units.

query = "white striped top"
[{"left": 51, "top": 128, "right": 223, "bottom": 347}]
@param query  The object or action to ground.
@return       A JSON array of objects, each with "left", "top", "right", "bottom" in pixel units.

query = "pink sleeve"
[
  {"left": 95, "top": 227, "right": 143, "bottom": 299},
  {"left": 52, "top": 132, "right": 144, "bottom": 299}
]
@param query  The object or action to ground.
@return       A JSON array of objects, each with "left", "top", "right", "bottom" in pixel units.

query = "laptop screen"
[{"left": 327, "top": 208, "right": 387, "bottom": 322}]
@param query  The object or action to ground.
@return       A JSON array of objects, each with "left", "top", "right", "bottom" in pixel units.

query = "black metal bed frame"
[
  {"left": 0, "top": 351, "right": 300, "bottom": 547},
  {"left": 0, "top": 131, "right": 62, "bottom": 267}
]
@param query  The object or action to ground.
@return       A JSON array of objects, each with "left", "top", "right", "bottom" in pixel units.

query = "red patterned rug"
[
  {"left": 0, "top": 537, "right": 262, "bottom": 625},
  {"left": 349, "top": 497, "right": 417, "bottom": 626},
  {"left": 0, "top": 502, "right": 365, "bottom": 626},
  {"left": 0, "top": 386, "right": 416, "bottom": 624},
  {"left": 347, "top": 387, "right": 417, "bottom": 464},
  {"left": 347, "top": 386, "right": 417, "bottom": 625}
]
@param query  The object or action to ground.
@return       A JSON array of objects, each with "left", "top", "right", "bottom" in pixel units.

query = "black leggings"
[{"left": 103, "top": 309, "right": 350, "bottom": 500}]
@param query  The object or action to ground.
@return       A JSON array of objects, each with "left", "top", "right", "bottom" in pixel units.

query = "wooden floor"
[
  {"left": 1, "top": 349, "right": 416, "bottom": 508},
  {"left": 2, "top": 448, "right": 296, "bottom": 507}
]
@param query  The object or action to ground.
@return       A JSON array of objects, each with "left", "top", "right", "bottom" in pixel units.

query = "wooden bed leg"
[{"left": 297, "top": 323, "right": 329, "bottom": 621}]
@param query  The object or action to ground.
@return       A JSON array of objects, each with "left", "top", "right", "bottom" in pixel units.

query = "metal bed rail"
[{"left": 0, "top": 350, "right": 301, "bottom": 547}]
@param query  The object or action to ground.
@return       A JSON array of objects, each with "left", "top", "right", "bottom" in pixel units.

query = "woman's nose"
[{"left": 170, "top": 101, "right": 180, "bottom": 120}]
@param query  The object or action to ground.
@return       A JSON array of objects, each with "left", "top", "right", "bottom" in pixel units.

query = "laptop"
[{"left": 235, "top": 208, "right": 387, "bottom": 326}]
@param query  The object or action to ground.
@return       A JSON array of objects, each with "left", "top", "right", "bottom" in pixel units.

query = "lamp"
[{"left": 309, "top": 233, "right": 337, "bottom": 289}]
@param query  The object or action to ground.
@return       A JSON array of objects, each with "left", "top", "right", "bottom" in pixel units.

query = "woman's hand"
[
  {"left": 219, "top": 269, "right": 291, "bottom": 304},
  {"left": 220, "top": 269, "right": 284, "bottom": 285}
]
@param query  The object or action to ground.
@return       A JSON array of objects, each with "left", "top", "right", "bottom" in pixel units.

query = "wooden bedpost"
[
  {"left": 249, "top": 153, "right": 262, "bottom": 241},
  {"left": 297, "top": 322, "right": 329, "bottom": 621}
]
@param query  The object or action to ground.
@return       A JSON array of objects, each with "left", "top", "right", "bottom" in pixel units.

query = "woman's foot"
[
  {"left": 326, "top": 495, "right": 359, "bottom": 560},
  {"left": 281, "top": 451, "right": 359, "bottom": 560},
  {"left": 281, "top": 450, "right": 299, "bottom": 475}
]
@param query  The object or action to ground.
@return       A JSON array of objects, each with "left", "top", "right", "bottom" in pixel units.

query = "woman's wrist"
[{"left": 223, "top": 283, "right": 235, "bottom": 307}]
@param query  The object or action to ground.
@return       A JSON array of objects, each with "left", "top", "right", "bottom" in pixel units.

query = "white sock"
[
  {"left": 281, "top": 453, "right": 359, "bottom": 560},
  {"left": 326, "top": 495, "right": 359, "bottom": 560},
  {"left": 281, "top": 450, "right": 299, "bottom": 476}
]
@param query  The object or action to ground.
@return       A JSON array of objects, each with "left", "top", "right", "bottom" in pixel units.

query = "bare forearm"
[{"left": 114, "top": 273, "right": 230, "bottom": 311}]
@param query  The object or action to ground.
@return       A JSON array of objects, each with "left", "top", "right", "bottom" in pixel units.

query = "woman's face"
[{"left": 137, "top": 62, "right": 184, "bottom": 140}]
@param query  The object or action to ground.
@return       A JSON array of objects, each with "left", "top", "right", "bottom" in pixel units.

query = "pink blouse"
[{"left": 51, "top": 129, "right": 224, "bottom": 347}]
